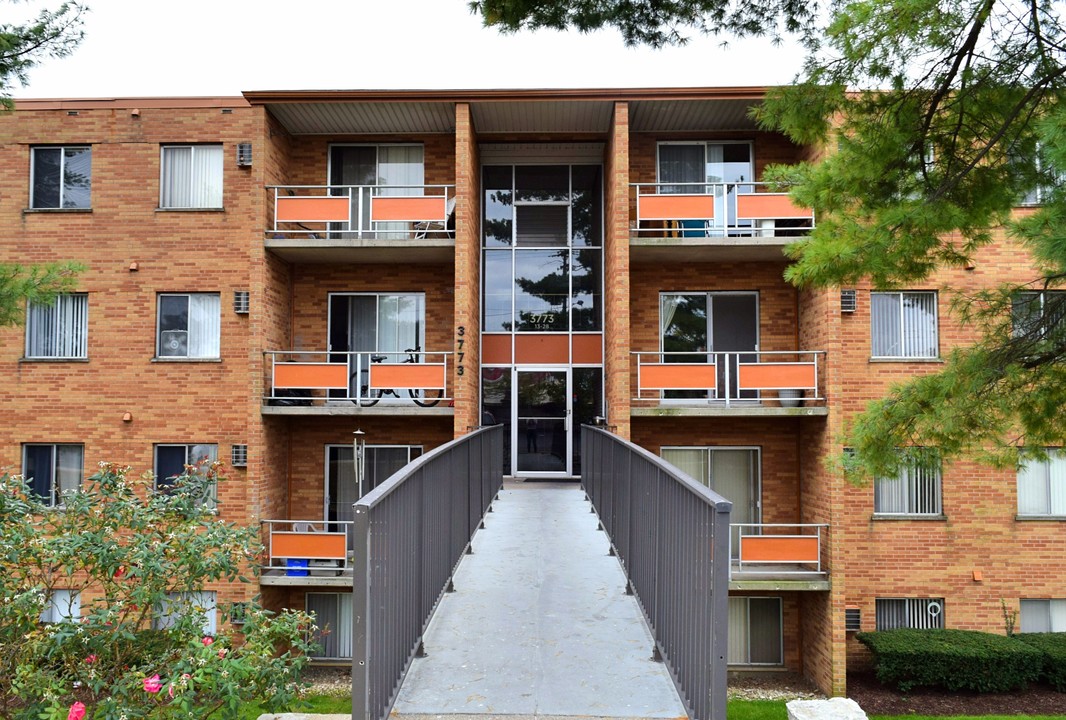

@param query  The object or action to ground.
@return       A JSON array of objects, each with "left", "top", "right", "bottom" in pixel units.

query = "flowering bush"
[{"left": 0, "top": 463, "right": 318, "bottom": 719}]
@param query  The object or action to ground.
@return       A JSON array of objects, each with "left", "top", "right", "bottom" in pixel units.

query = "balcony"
[
  {"left": 630, "top": 182, "right": 814, "bottom": 262},
  {"left": 265, "top": 184, "right": 455, "bottom": 263},
  {"left": 263, "top": 350, "right": 454, "bottom": 417},
  {"left": 260, "top": 519, "right": 353, "bottom": 587},
  {"left": 631, "top": 350, "right": 827, "bottom": 417},
  {"left": 729, "top": 523, "right": 829, "bottom": 591}
]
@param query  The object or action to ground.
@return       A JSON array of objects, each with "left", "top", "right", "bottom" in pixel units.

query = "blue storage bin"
[{"left": 286, "top": 558, "right": 309, "bottom": 576}]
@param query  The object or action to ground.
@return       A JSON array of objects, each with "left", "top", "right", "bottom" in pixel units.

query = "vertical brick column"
[
  {"left": 604, "top": 102, "right": 631, "bottom": 439},
  {"left": 453, "top": 103, "right": 481, "bottom": 437}
]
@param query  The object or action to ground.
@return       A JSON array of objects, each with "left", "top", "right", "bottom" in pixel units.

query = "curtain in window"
[
  {"left": 56, "top": 445, "right": 83, "bottom": 499},
  {"left": 661, "top": 448, "right": 708, "bottom": 486},
  {"left": 24, "top": 445, "right": 55, "bottom": 502},
  {"left": 161, "top": 147, "right": 193, "bottom": 207},
  {"left": 377, "top": 145, "right": 424, "bottom": 238},
  {"left": 871, "top": 293, "right": 902, "bottom": 357},
  {"left": 192, "top": 146, "right": 223, "bottom": 208},
  {"left": 727, "top": 597, "right": 749, "bottom": 664},
  {"left": 711, "top": 450, "right": 756, "bottom": 525},
  {"left": 1019, "top": 450, "right": 1066, "bottom": 515},
  {"left": 659, "top": 144, "right": 703, "bottom": 193},
  {"left": 27, "top": 294, "right": 88, "bottom": 358},
  {"left": 901, "top": 293, "right": 937, "bottom": 357},
  {"left": 188, "top": 294, "right": 220, "bottom": 358},
  {"left": 876, "top": 462, "right": 941, "bottom": 514},
  {"left": 307, "top": 594, "right": 353, "bottom": 659},
  {"left": 328, "top": 446, "right": 358, "bottom": 524}
]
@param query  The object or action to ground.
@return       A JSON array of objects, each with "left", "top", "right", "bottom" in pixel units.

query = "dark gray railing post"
[{"left": 351, "top": 503, "right": 371, "bottom": 720}]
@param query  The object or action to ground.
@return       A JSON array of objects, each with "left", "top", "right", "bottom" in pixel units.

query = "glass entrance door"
[{"left": 514, "top": 368, "right": 571, "bottom": 477}]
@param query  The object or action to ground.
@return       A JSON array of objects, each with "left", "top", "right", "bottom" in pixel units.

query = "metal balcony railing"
[
  {"left": 631, "top": 181, "right": 814, "bottom": 238},
  {"left": 267, "top": 184, "right": 455, "bottom": 240},
  {"left": 632, "top": 350, "right": 825, "bottom": 407},
  {"left": 264, "top": 350, "right": 451, "bottom": 407},
  {"left": 260, "top": 519, "right": 354, "bottom": 577},
  {"left": 730, "top": 523, "right": 828, "bottom": 579}
]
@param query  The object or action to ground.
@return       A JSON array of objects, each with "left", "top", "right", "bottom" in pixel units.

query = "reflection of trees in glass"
[
  {"left": 571, "top": 249, "right": 601, "bottom": 331},
  {"left": 662, "top": 295, "right": 708, "bottom": 356},
  {"left": 571, "top": 166, "right": 602, "bottom": 247},
  {"left": 517, "top": 372, "right": 566, "bottom": 415},
  {"left": 514, "top": 250, "right": 568, "bottom": 331},
  {"left": 32, "top": 147, "right": 91, "bottom": 209}
]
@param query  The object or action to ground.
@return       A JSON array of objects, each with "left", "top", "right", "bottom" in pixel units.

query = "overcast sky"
[{"left": 14, "top": 0, "right": 808, "bottom": 99}]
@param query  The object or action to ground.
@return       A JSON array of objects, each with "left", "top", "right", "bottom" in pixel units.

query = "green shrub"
[
  {"left": 1015, "top": 632, "right": 1066, "bottom": 692},
  {"left": 856, "top": 628, "right": 1043, "bottom": 693}
]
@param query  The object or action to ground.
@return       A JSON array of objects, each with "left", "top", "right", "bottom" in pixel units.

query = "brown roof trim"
[
  {"left": 242, "top": 87, "right": 772, "bottom": 104},
  {"left": 12, "top": 97, "right": 251, "bottom": 110}
]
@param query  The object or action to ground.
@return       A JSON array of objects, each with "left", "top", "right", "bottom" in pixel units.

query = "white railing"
[
  {"left": 264, "top": 349, "right": 451, "bottom": 407},
  {"left": 632, "top": 181, "right": 814, "bottom": 238},
  {"left": 268, "top": 184, "right": 455, "bottom": 239},
  {"left": 631, "top": 350, "right": 824, "bottom": 406},
  {"left": 729, "top": 523, "right": 828, "bottom": 578},
  {"left": 260, "top": 519, "right": 354, "bottom": 576}
]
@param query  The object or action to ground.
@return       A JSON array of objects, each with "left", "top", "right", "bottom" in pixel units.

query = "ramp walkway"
[{"left": 390, "top": 481, "right": 687, "bottom": 719}]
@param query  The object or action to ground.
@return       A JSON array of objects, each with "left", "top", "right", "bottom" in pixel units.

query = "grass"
[{"left": 236, "top": 695, "right": 1066, "bottom": 720}]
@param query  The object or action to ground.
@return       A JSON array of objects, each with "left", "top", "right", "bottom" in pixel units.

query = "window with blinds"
[
  {"left": 871, "top": 291, "right": 938, "bottom": 359},
  {"left": 160, "top": 144, "right": 223, "bottom": 209},
  {"left": 875, "top": 457, "right": 942, "bottom": 516},
  {"left": 875, "top": 598, "right": 944, "bottom": 630},
  {"left": 1018, "top": 449, "right": 1066, "bottom": 516},
  {"left": 1019, "top": 599, "right": 1066, "bottom": 633},
  {"left": 728, "top": 597, "right": 782, "bottom": 665},
  {"left": 26, "top": 293, "right": 88, "bottom": 359},
  {"left": 306, "top": 593, "right": 353, "bottom": 659}
]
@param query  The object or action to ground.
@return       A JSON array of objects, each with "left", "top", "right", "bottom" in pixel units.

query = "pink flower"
[
  {"left": 201, "top": 636, "right": 214, "bottom": 646},
  {"left": 168, "top": 683, "right": 175, "bottom": 698},
  {"left": 84, "top": 654, "right": 97, "bottom": 664},
  {"left": 217, "top": 647, "right": 227, "bottom": 659},
  {"left": 143, "top": 674, "right": 162, "bottom": 693},
  {"left": 67, "top": 702, "right": 86, "bottom": 720}
]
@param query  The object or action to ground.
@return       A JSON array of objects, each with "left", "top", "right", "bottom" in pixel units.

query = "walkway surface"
[{"left": 390, "top": 481, "right": 687, "bottom": 719}]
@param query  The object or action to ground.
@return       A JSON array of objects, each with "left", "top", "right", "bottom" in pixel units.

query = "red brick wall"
[
  {"left": 605, "top": 103, "right": 632, "bottom": 437},
  {"left": 453, "top": 103, "right": 481, "bottom": 436}
]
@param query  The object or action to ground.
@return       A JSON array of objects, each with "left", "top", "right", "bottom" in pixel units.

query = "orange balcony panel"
[
  {"left": 369, "top": 363, "right": 445, "bottom": 390},
  {"left": 738, "top": 363, "right": 816, "bottom": 391},
  {"left": 740, "top": 536, "right": 820, "bottom": 564},
  {"left": 735, "top": 193, "right": 811, "bottom": 220},
  {"left": 640, "top": 363, "right": 716, "bottom": 390},
  {"left": 371, "top": 196, "right": 447, "bottom": 222},
  {"left": 572, "top": 334, "right": 603, "bottom": 364},
  {"left": 274, "top": 363, "right": 348, "bottom": 390},
  {"left": 515, "top": 334, "right": 570, "bottom": 364},
  {"left": 276, "top": 196, "right": 350, "bottom": 223},
  {"left": 640, "top": 194, "right": 716, "bottom": 221},
  {"left": 483, "top": 334, "right": 512, "bottom": 364},
  {"left": 270, "top": 532, "right": 347, "bottom": 561}
]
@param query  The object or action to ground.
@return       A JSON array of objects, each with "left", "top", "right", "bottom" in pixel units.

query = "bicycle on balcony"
[{"left": 351, "top": 347, "right": 443, "bottom": 408}]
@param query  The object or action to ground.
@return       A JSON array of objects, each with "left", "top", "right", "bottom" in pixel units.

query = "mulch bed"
[{"left": 847, "top": 672, "right": 1066, "bottom": 715}]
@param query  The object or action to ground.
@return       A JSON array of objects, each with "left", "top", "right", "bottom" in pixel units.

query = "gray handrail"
[
  {"left": 582, "top": 425, "right": 731, "bottom": 720},
  {"left": 350, "top": 424, "right": 503, "bottom": 720}
]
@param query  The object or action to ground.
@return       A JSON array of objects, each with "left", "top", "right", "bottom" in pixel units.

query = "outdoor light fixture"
[{"left": 353, "top": 429, "right": 366, "bottom": 498}]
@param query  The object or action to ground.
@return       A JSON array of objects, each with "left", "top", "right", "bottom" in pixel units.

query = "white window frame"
[
  {"left": 324, "top": 444, "right": 423, "bottom": 518},
  {"left": 874, "top": 456, "right": 943, "bottom": 516},
  {"left": 30, "top": 145, "right": 91, "bottom": 209},
  {"left": 153, "top": 443, "right": 218, "bottom": 507},
  {"left": 1017, "top": 449, "right": 1066, "bottom": 516},
  {"left": 306, "top": 592, "right": 353, "bottom": 660},
  {"left": 156, "top": 293, "right": 221, "bottom": 359},
  {"left": 1011, "top": 290, "right": 1066, "bottom": 339},
  {"left": 727, "top": 596, "right": 783, "bottom": 666},
  {"left": 40, "top": 589, "right": 81, "bottom": 623},
  {"left": 870, "top": 291, "right": 939, "bottom": 359},
  {"left": 875, "top": 598, "right": 945, "bottom": 630},
  {"left": 1019, "top": 599, "right": 1066, "bottom": 633},
  {"left": 22, "top": 443, "right": 83, "bottom": 508},
  {"left": 153, "top": 591, "right": 217, "bottom": 634},
  {"left": 159, "top": 144, "right": 223, "bottom": 209},
  {"left": 25, "top": 293, "right": 88, "bottom": 359}
]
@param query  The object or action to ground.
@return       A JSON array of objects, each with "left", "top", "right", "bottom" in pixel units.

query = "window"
[
  {"left": 871, "top": 292, "right": 938, "bottom": 359},
  {"left": 1013, "top": 143, "right": 1060, "bottom": 206},
  {"left": 1020, "top": 599, "right": 1066, "bottom": 633},
  {"left": 154, "top": 444, "right": 217, "bottom": 506},
  {"left": 328, "top": 144, "right": 424, "bottom": 237},
  {"left": 23, "top": 444, "right": 83, "bottom": 507},
  {"left": 306, "top": 593, "right": 352, "bottom": 659},
  {"left": 160, "top": 145, "right": 223, "bottom": 208},
  {"left": 876, "top": 598, "right": 944, "bottom": 630},
  {"left": 328, "top": 293, "right": 424, "bottom": 399},
  {"left": 728, "top": 597, "right": 782, "bottom": 665},
  {"left": 1011, "top": 291, "right": 1066, "bottom": 340},
  {"left": 658, "top": 142, "right": 753, "bottom": 235},
  {"left": 31, "top": 146, "right": 91, "bottom": 209},
  {"left": 25, "top": 293, "right": 88, "bottom": 359},
  {"left": 875, "top": 456, "right": 942, "bottom": 516},
  {"left": 40, "top": 589, "right": 81, "bottom": 623},
  {"left": 157, "top": 293, "right": 220, "bottom": 359},
  {"left": 153, "top": 591, "right": 217, "bottom": 634},
  {"left": 1017, "top": 449, "right": 1066, "bottom": 516},
  {"left": 326, "top": 445, "right": 422, "bottom": 527}
]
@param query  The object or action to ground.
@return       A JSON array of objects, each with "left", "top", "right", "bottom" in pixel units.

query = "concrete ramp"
[{"left": 391, "top": 482, "right": 687, "bottom": 718}]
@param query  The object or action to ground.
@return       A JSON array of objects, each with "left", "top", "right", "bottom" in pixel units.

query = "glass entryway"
[{"left": 515, "top": 368, "right": 570, "bottom": 476}]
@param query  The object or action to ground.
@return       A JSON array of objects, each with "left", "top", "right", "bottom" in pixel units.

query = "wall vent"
[
  {"left": 236, "top": 143, "right": 253, "bottom": 167},
  {"left": 233, "top": 291, "right": 250, "bottom": 314},
  {"left": 231, "top": 444, "right": 248, "bottom": 468},
  {"left": 845, "top": 607, "right": 862, "bottom": 632},
  {"left": 840, "top": 289, "right": 857, "bottom": 313}
]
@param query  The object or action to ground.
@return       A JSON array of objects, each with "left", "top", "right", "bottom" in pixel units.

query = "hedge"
[
  {"left": 1015, "top": 632, "right": 1066, "bottom": 692},
  {"left": 856, "top": 628, "right": 1044, "bottom": 693}
]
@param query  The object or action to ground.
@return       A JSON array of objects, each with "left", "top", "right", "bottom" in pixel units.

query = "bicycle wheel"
[
  {"left": 350, "top": 373, "right": 381, "bottom": 407},
  {"left": 410, "top": 388, "right": 443, "bottom": 407}
]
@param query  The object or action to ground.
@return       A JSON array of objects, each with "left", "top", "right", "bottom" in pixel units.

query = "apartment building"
[{"left": 1, "top": 88, "right": 1062, "bottom": 697}]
